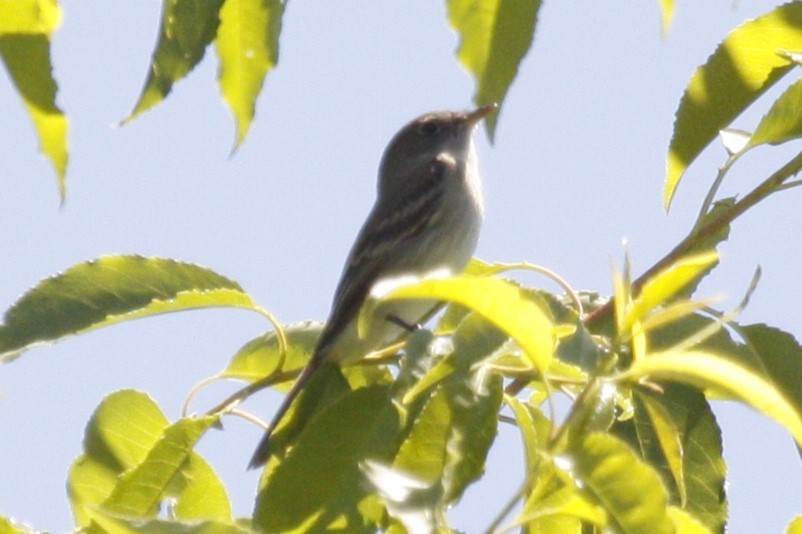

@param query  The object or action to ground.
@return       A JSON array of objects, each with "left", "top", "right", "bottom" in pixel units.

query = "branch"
[{"left": 584, "top": 149, "right": 802, "bottom": 327}]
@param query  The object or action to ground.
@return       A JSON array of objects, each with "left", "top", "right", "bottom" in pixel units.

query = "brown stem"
[{"left": 584, "top": 149, "right": 802, "bottom": 327}]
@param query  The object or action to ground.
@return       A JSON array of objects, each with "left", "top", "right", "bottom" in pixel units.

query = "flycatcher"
[{"left": 249, "top": 104, "right": 495, "bottom": 468}]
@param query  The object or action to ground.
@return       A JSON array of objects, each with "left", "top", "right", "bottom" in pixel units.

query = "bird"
[{"left": 249, "top": 104, "right": 495, "bottom": 468}]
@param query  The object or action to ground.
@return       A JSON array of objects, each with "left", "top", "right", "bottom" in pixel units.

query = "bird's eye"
[{"left": 419, "top": 121, "right": 440, "bottom": 136}]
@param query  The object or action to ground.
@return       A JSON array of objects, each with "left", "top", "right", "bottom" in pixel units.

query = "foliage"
[{"left": 3, "top": 1, "right": 802, "bottom": 533}]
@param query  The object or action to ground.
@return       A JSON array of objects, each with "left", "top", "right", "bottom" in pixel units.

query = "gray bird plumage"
[{"left": 249, "top": 104, "right": 494, "bottom": 468}]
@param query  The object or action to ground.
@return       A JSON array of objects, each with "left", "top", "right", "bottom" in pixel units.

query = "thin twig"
[{"left": 204, "top": 368, "right": 300, "bottom": 417}]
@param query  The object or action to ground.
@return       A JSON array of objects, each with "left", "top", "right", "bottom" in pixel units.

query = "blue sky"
[{"left": 1, "top": 1, "right": 801, "bottom": 531}]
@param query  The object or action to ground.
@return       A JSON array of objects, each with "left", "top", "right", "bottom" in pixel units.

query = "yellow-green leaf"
[
  {"left": 0, "top": 255, "right": 259, "bottom": 363},
  {"left": 617, "top": 382, "right": 726, "bottom": 531},
  {"left": 220, "top": 322, "right": 322, "bottom": 384},
  {"left": 788, "top": 515, "right": 802, "bottom": 534},
  {"left": 520, "top": 486, "right": 607, "bottom": 528},
  {"left": 741, "top": 324, "right": 802, "bottom": 418},
  {"left": 102, "top": 416, "right": 220, "bottom": 518},
  {"left": 447, "top": 0, "right": 542, "bottom": 139},
  {"left": 0, "top": 0, "right": 67, "bottom": 200},
  {"left": 658, "top": 0, "right": 675, "bottom": 37},
  {"left": 665, "top": 2, "right": 802, "bottom": 209},
  {"left": 569, "top": 432, "right": 674, "bottom": 534},
  {"left": 622, "top": 351, "right": 802, "bottom": 447},
  {"left": 637, "top": 392, "right": 687, "bottom": 504},
  {"left": 85, "top": 510, "right": 249, "bottom": 534},
  {"left": 506, "top": 395, "right": 551, "bottom": 482},
  {"left": 623, "top": 251, "right": 719, "bottom": 334},
  {"left": 370, "top": 276, "right": 555, "bottom": 378},
  {"left": 216, "top": 0, "right": 284, "bottom": 149},
  {"left": 748, "top": 76, "right": 802, "bottom": 149},
  {"left": 125, "top": 0, "right": 224, "bottom": 122},
  {"left": 0, "top": 0, "right": 60, "bottom": 35},
  {"left": 68, "top": 391, "right": 230, "bottom": 527},
  {"left": 0, "top": 516, "right": 28, "bottom": 534},
  {"left": 254, "top": 386, "right": 401, "bottom": 532},
  {"left": 394, "top": 387, "right": 451, "bottom": 483},
  {"left": 219, "top": 323, "right": 392, "bottom": 394},
  {"left": 667, "top": 507, "right": 712, "bottom": 534}
]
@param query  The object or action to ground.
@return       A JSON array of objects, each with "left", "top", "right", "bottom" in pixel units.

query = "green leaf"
[
  {"left": 691, "top": 197, "right": 735, "bottom": 254},
  {"left": 393, "top": 386, "right": 452, "bottom": 485},
  {"left": 103, "top": 416, "right": 221, "bottom": 518},
  {"left": 462, "top": 257, "right": 516, "bottom": 276},
  {"left": 216, "top": 0, "right": 284, "bottom": 149},
  {"left": 169, "top": 454, "right": 233, "bottom": 522},
  {"left": 622, "top": 251, "right": 719, "bottom": 335},
  {"left": 125, "top": 0, "right": 224, "bottom": 122},
  {"left": 569, "top": 432, "right": 674, "bottom": 534},
  {"left": 647, "top": 312, "right": 750, "bottom": 362},
  {"left": 85, "top": 389, "right": 170, "bottom": 470},
  {"left": 442, "top": 371, "right": 503, "bottom": 502},
  {"left": 505, "top": 396, "right": 551, "bottom": 476},
  {"left": 370, "top": 276, "right": 556, "bottom": 379},
  {"left": 0, "top": 0, "right": 67, "bottom": 200},
  {"left": 637, "top": 394, "right": 686, "bottom": 502},
  {"left": 664, "top": 1, "right": 802, "bottom": 209},
  {"left": 447, "top": 0, "right": 542, "bottom": 139},
  {"left": 622, "top": 350, "right": 802, "bottom": 448},
  {"left": 748, "top": 77, "right": 802, "bottom": 149},
  {"left": 403, "top": 311, "right": 506, "bottom": 404},
  {"left": 0, "top": 255, "right": 258, "bottom": 363},
  {"left": 85, "top": 509, "right": 251, "bottom": 534},
  {"left": 265, "top": 361, "right": 353, "bottom": 454},
  {"left": 520, "top": 487, "right": 606, "bottom": 529},
  {"left": 362, "top": 461, "right": 441, "bottom": 534},
  {"left": 631, "top": 385, "right": 726, "bottom": 531},
  {"left": 537, "top": 290, "right": 599, "bottom": 373},
  {"left": 68, "top": 391, "right": 230, "bottom": 526},
  {"left": 667, "top": 507, "right": 713, "bottom": 534},
  {"left": 658, "top": 0, "right": 675, "bottom": 37},
  {"left": 0, "top": 516, "right": 29, "bottom": 534},
  {"left": 507, "top": 398, "right": 602, "bottom": 532},
  {"left": 370, "top": 333, "right": 503, "bottom": 531},
  {"left": 0, "top": 0, "right": 61, "bottom": 34},
  {"left": 221, "top": 322, "right": 391, "bottom": 390},
  {"left": 557, "top": 378, "right": 617, "bottom": 451},
  {"left": 221, "top": 322, "right": 322, "bottom": 384},
  {"left": 788, "top": 515, "right": 802, "bottom": 534},
  {"left": 254, "top": 385, "right": 401, "bottom": 533},
  {"left": 741, "top": 324, "right": 802, "bottom": 427}
]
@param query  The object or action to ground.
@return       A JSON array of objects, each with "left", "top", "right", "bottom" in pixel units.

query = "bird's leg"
[{"left": 385, "top": 313, "right": 422, "bottom": 333}]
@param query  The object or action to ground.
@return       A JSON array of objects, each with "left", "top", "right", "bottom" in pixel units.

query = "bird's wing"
[{"left": 314, "top": 156, "right": 452, "bottom": 356}]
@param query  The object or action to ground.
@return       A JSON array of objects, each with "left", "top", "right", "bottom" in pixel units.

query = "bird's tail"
[{"left": 247, "top": 358, "right": 322, "bottom": 469}]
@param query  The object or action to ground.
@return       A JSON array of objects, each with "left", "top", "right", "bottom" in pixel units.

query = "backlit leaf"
[
  {"left": 253, "top": 386, "right": 401, "bottom": 532},
  {"left": 370, "top": 276, "right": 555, "bottom": 379},
  {"left": 102, "top": 416, "right": 221, "bottom": 518},
  {"left": 623, "top": 351, "right": 802, "bottom": 448},
  {"left": 741, "top": 324, "right": 802, "bottom": 428},
  {"left": 631, "top": 385, "right": 726, "bottom": 531},
  {"left": 216, "top": 0, "right": 284, "bottom": 149},
  {"left": 665, "top": 2, "right": 802, "bottom": 209},
  {"left": 748, "top": 77, "right": 802, "bottom": 148},
  {"left": 68, "top": 391, "right": 230, "bottom": 526},
  {"left": 447, "top": 0, "right": 542, "bottom": 139},
  {"left": 0, "top": 255, "right": 258, "bottom": 362},
  {"left": 568, "top": 432, "right": 673, "bottom": 534},
  {"left": 125, "top": 0, "right": 223, "bottom": 121},
  {"left": 0, "top": 0, "right": 67, "bottom": 199}
]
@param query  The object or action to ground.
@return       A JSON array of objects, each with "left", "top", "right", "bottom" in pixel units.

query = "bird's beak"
[{"left": 465, "top": 103, "right": 498, "bottom": 126}]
